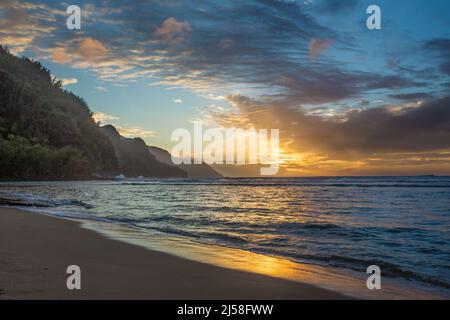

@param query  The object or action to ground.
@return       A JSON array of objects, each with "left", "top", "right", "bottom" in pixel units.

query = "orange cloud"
[
  {"left": 309, "top": 38, "right": 333, "bottom": 59},
  {"left": 76, "top": 38, "right": 109, "bottom": 62},
  {"left": 204, "top": 94, "right": 450, "bottom": 176},
  {"left": 154, "top": 17, "right": 191, "bottom": 45},
  {"left": 51, "top": 38, "right": 109, "bottom": 64},
  {"left": 52, "top": 47, "right": 71, "bottom": 63}
]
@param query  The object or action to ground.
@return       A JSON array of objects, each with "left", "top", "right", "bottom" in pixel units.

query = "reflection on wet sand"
[{"left": 82, "top": 219, "right": 445, "bottom": 300}]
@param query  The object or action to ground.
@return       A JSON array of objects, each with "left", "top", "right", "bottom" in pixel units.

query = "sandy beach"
[{"left": 0, "top": 207, "right": 347, "bottom": 300}]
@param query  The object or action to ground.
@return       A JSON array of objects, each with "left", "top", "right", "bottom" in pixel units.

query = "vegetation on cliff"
[{"left": 0, "top": 46, "right": 118, "bottom": 178}]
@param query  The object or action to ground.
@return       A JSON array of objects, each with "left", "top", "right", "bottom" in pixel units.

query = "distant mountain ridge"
[
  {"left": 101, "top": 125, "right": 187, "bottom": 178},
  {"left": 148, "top": 146, "right": 222, "bottom": 179},
  {"left": 0, "top": 46, "right": 209, "bottom": 179}
]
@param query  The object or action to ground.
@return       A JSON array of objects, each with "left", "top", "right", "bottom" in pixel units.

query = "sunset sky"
[{"left": 1, "top": 0, "right": 450, "bottom": 176}]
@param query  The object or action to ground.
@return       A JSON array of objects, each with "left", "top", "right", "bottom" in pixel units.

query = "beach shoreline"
[{"left": 0, "top": 207, "right": 349, "bottom": 300}]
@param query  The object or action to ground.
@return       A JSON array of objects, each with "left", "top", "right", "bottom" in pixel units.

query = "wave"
[
  {"left": 277, "top": 252, "right": 450, "bottom": 290},
  {"left": 0, "top": 192, "right": 93, "bottom": 209},
  {"left": 131, "top": 220, "right": 450, "bottom": 290},
  {"left": 117, "top": 181, "right": 450, "bottom": 188},
  {"left": 103, "top": 215, "right": 443, "bottom": 241},
  {"left": 2, "top": 187, "right": 449, "bottom": 293},
  {"left": 17, "top": 205, "right": 450, "bottom": 291}
]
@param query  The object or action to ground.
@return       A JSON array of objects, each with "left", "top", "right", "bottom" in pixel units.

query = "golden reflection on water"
[{"left": 80, "top": 219, "right": 443, "bottom": 300}]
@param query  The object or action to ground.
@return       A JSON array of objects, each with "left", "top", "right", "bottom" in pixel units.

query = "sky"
[{"left": 1, "top": 0, "right": 450, "bottom": 176}]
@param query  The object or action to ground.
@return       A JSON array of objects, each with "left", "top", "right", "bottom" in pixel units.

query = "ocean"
[{"left": 1, "top": 176, "right": 449, "bottom": 298}]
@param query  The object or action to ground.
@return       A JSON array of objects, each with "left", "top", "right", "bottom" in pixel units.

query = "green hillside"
[{"left": 0, "top": 46, "right": 118, "bottom": 179}]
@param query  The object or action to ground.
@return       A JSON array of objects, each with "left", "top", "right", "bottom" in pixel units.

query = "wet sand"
[{"left": 0, "top": 207, "right": 347, "bottom": 300}]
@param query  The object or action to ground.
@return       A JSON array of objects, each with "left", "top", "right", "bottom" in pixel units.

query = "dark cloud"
[
  {"left": 9, "top": 0, "right": 418, "bottom": 105},
  {"left": 2, "top": 0, "right": 447, "bottom": 174},
  {"left": 336, "top": 96, "right": 450, "bottom": 154},
  {"left": 3, "top": 0, "right": 429, "bottom": 106},
  {"left": 424, "top": 38, "right": 450, "bottom": 55},
  {"left": 389, "top": 93, "right": 433, "bottom": 101},
  {"left": 366, "top": 76, "right": 425, "bottom": 90},
  {"left": 313, "top": 0, "right": 359, "bottom": 14},
  {"left": 213, "top": 95, "right": 450, "bottom": 160},
  {"left": 441, "top": 62, "right": 450, "bottom": 76},
  {"left": 424, "top": 38, "right": 450, "bottom": 77},
  {"left": 136, "top": 0, "right": 426, "bottom": 104},
  {"left": 4, "top": 6, "right": 29, "bottom": 27},
  {"left": 0, "top": 1, "right": 33, "bottom": 28}
]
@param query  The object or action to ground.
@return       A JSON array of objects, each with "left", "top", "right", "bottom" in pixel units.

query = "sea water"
[{"left": 1, "top": 176, "right": 449, "bottom": 298}]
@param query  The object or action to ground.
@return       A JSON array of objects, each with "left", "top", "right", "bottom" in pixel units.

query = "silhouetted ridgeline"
[
  {"left": 101, "top": 125, "right": 187, "bottom": 178},
  {"left": 148, "top": 146, "right": 222, "bottom": 179},
  {"left": 0, "top": 46, "right": 188, "bottom": 179},
  {"left": 0, "top": 46, "right": 119, "bottom": 179}
]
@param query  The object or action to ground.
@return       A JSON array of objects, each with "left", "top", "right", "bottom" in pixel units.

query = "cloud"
[
  {"left": 389, "top": 93, "right": 433, "bottom": 101},
  {"left": 312, "top": 0, "right": 359, "bottom": 14},
  {"left": 309, "top": 38, "right": 333, "bottom": 58},
  {"left": 3, "top": 6, "right": 29, "bottom": 27},
  {"left": 115, "top": 126, "right": 157, "bottom": 138},
  {"left": 92, "top": 112, "right": 156, "bottom": 138},
  {"left": 365, "top": 76, "right": 425, "bottom": 90},
  {"left": 59, "top": 78, "right": 78, "bottom": 86},
  {"left": 154, "top": 17, "right": 191, "bottom": 45},
  {"left": 0, "top": 1, "right": 57, "bottom": 54},
  {"left": 76, "top": 38, "right": 109, "bottom": 62},
  {"left": 424, "top": 38, "right": 450, "bottom": 55},
  {"left": 206, "top": 94, "right": 226, "bottom": 101},
  {"left": 205, "top": 94, "right": 450, "bottom": 173},
  {"left": 1, "top": 0, "right": 448, "bottom": 174},
  {"left": 51, "top": 38, "right": 109, "bottom": 65},
  {"left": 7, "top": 0, "right": 427, "bottom": 102},
  {"left": 441, "top": 62, "right": 450, "bottom": 76},
  {"left": 52, "top": 48, "right": 71, "bottom": 63},
  {"left": 173, "top": 98, "right": 183, "bottom": 103},
  {"left": 424, "top": 38, "right": 450, "bottom": 77},
  {"left": 92, "top": 112, "right": 119, "bottom": 123},
  {"left": 94, "top": 86, "right": 109, "bottom": 92}
]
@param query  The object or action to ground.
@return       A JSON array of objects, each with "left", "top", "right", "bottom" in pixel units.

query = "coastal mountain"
[
  {"left": 102, "top": 126, "right": 187, "bottom": 178},
  {"left": 0, "top": 46, "right": 185, "bottom": 179},
  {"left": 0, "top": 46, "right": 118, "bottom": 179},
  {"left": 148, "top": 146, "right": 222, "bottom": 179}
]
